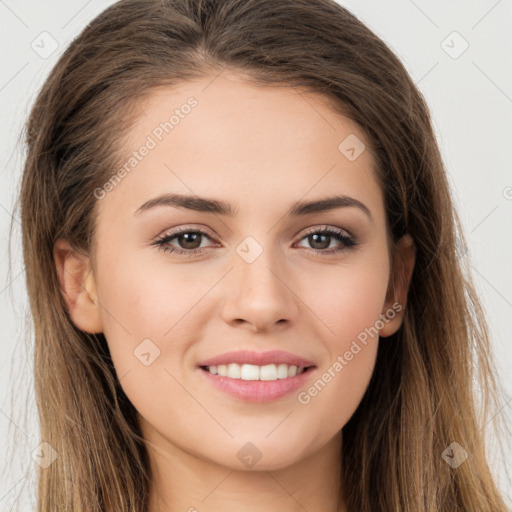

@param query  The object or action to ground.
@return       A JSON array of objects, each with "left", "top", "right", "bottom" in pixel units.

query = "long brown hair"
[{"left": 16, "top": 0, "right": 509, "bottom": 510}]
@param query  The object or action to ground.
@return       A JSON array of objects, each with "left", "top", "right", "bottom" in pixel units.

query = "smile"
[{"left": 201, "top": 363, "right": 311, "bottom": 381}]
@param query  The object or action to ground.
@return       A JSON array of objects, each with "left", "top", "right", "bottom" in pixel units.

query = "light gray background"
[{"left": 1, "top": 0, "right": 511, "bottom": 509}]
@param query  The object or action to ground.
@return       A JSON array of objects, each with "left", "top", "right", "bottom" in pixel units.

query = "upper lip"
[{"left": 197, "top": 350, "right": 316, "bottom": 368}]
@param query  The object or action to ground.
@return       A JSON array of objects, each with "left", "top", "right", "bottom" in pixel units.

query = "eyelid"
[
  {"left": 153, "top": 224, "right": 218, "bottom": 242},
  {"left": 299, "top": 224, "right": 354, "bottom": 239}
]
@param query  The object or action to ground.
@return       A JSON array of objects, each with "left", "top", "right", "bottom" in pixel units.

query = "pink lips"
[
  {"left": 197, "top": 349, "right": 316, "bottom": 369},
  {"left": 196, "top": 349, "right": 317, "bottom": 403},
  {"left": 199, "top": 366, "right": 316, "bottom": 403}
]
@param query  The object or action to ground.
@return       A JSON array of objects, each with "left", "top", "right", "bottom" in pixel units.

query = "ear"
[
  {"left": 53, "top": 239, "right": 104, "bottom": 334},
  {"left": 379, "top": 233, "right": 416, "bottom": 338}
]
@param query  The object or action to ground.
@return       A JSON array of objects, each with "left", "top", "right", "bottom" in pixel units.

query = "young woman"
[{"left": 18, "top": 0, "right": 509, "bottom": 510}]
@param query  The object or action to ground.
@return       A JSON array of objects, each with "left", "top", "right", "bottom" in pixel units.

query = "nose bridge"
[
  {"left": 235, "top": 233, "right": 286, "bottom": 297},
  {"left": 221, "top": 233, "right": 298, "bottom": 329}
]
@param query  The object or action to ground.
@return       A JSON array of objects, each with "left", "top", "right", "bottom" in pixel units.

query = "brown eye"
[
  {"left": 307, "top": 233, "right": 332, "bottom": 250},
  {"left": 295, "top": 227, "right": 358, "bottom": 255},
  {"left": 152, "top": 227, "right": 218, "bottom": 258},
  {"left": 174, "top": 232, "right": 204, "bottom": 250}
]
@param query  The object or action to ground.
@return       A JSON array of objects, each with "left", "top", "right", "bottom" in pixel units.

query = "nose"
[{"left": 220, "top": 246, "right": 300, "bottom": 333}]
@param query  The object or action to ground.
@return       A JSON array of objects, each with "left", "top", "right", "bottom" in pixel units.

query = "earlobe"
[
  {"left": 379, "top": 234, "right": 416, "bottom": 338},
  {"left": 54, "top": 239, "right": 104, "bottom": 334}
]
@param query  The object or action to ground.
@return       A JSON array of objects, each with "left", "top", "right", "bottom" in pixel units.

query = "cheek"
[
  {"left": 333, "top": 273, "right": 387, "bottom": 338},
  {"left": 96, "top": 245, "right": 201, "bottom": 335},
  {"left": 303, "top": 253, "right": 390, "bottom": 344},
  {"left": 294, "top": 256, "right": 388, "bottom": 430},
  {"left": 92, "top": 253, "right": 203, "bottom": 423},
  {"left": 93, "top": 248, "right": 220, "bottom": 388}
]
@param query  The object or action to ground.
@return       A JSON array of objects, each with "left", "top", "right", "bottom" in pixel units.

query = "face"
[{"left": 64, "top": 71, "right": 412, "bottom": 471}]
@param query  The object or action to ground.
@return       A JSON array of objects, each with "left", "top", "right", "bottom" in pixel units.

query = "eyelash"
[{"left": 152, "top": 225, "right": 359, "bottom": 259}]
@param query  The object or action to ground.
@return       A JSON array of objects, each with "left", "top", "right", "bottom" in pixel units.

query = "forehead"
[{"left": 97, "top": 71, "right": 383, "bottom": 224}]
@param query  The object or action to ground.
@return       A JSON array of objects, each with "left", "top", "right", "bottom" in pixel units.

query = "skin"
[{"left": 55, "top": 71, "right": 415, "bottom": 512}]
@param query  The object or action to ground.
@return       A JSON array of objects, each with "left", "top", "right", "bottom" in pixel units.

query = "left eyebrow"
[
  {"left": 288, "top": 195, "right": 373, "bottom": 221},
  {"left": 134, "top": 193, "right": 373, "bottom": 222}
]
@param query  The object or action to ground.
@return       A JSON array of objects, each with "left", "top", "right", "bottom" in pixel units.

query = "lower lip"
[{"left": 197, "top": 366, "right": 317, "bottom": 403}]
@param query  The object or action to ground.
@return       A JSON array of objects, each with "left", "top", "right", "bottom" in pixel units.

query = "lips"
[{"left": 197, "top": 349, "right": 316, "bottom": 369}]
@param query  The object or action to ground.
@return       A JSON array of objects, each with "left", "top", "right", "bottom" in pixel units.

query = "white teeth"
[
  {"left": 276, "top": 363, "right": 289, "bottom": 379},
  {"left": 260, "top": 364, "right": 277, "bottom": 381},
  {"left": 206, "top": 363, "right": 306, "bottom": 381},
  {"left": 228, "top": 363, "right": 241, "bottom": 379},
  {"left": 240, "top": 364, "right": 259, "bottom": 380}
]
